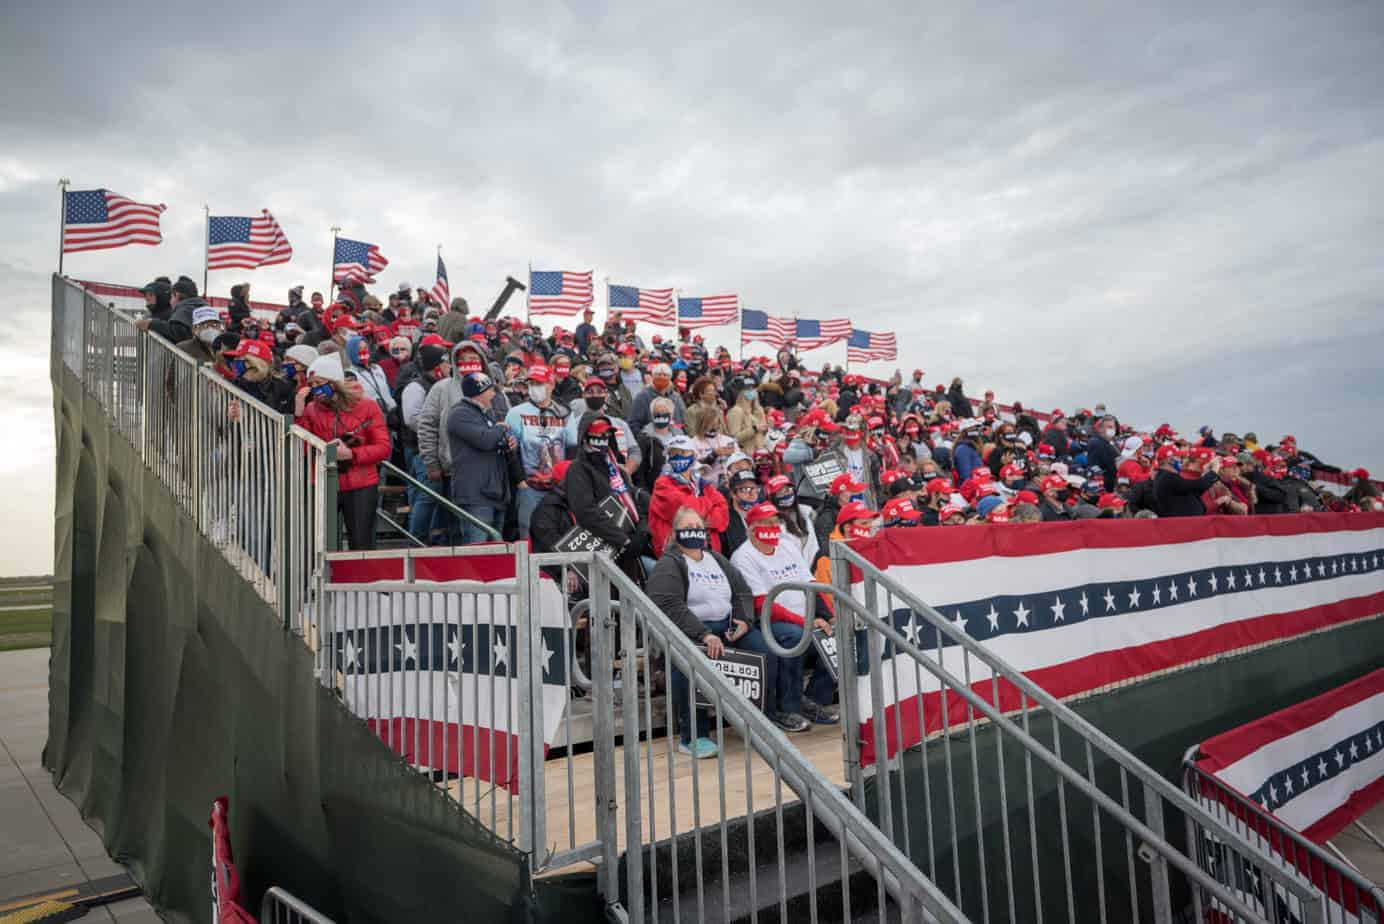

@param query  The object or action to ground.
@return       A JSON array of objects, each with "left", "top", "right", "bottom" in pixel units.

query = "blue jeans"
[
  {"left": 408, "top": 451, "right": 447, "bottom": 541},
  {"left": 670, "top": 617, "right": 779, "bottom": 744},
  {"left": 458, "top": 504, "right": 506, "bottom": 546},
  {"left": 769, "top": 621, "right": 836, "bottom": 717},
  {"left": 515, "top": 485, "right": 548, "bottom": 540}
]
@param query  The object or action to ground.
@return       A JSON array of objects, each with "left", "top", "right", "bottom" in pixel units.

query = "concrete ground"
[
  {"left": 0, "top": 647, "right": 160, "bottom": 921},
  {"left": 1332, "top": 801, "right": 1384, "bottom": 893}
]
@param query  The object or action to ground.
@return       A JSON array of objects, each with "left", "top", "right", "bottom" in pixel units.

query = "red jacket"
[
  {"left": 648, "top": 474, "right": 729, "bottom": 557},
  {"left": 297, "top": 394, "right": 392, "bottom": 492}
]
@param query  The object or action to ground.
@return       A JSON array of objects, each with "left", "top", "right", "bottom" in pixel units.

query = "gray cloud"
[{"left": 2, "top": 1, "right": 1383, "bottom": 571}]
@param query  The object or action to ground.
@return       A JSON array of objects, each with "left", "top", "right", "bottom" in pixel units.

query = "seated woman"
[
  {"left": 647, "top": 506, "right": 778, "bottom": 759},
  {"left": 648, "top": 436, "right": 729, "bottom": 557},
  {"left": 730, "top": 503, "right": 838, "bottom": 730}
]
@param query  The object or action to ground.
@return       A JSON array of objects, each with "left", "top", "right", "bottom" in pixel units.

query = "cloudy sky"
[{"left": 2, "top": 1, "right": 1382, "bottom": 574}]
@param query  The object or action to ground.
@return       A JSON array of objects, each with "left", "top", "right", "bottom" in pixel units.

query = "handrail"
[
  {"left": 374, "top": 508, "right": 425, "bottom": 547},
  {"left": 1181, "top": 747, "right": 1384, "bottom": 916},
  {"left": 756, "top": 578, "right": 872, "bottom": 657},
  {"left": 260, "top": 886, "right": 336, "bottom": 924},
  {"left": 830, "top": 540, "right": 1325, "bottom": 921},
  {"left": 378, "top": 458, "right": 502, "bottom": 542},
  {"left": 588, "top": 552, "right": 968, "bottom": 922}
]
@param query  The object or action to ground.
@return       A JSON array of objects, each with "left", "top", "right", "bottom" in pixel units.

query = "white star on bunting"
[
  {"left": 493, "top": 635, "right": 509, "bottom": 671},
  {"left": 1187, "top": 575, "right": 1198, "bottom": 597},
  {"left": 1051, "top": 597, "right": 1066, "bottom": 622},
  {"left": 1103, "top": 588, "right": 1117, "bottom": 612},
  {"left": 1226, "top": 571, "right": 1236, "bottom": 590},
  {"left": 1168, "top": 580, "right": 1179, "bottom": 601},
  {"left": 1151, "top": 584, "right": 1161, "bottom": 605},
  {"left": 951, "top": 611, "right": 968, "bottom": 634},
  {"left": 396, "top": 632, "right": 419, "bottom": 667},
  {"left": 985, "top": 605, "right": 1000, "bottom": 633},
  {"left": 1208, "top": 572, "right": 1219, "bottom": 593},
  {"left": 1013, "top": 601, "right": 1030, "bottom": 628},
  {"left": 1127, "top": 586, "right": 1141, "bottom": 608},
  {"left": 1079, "top": 592, "right": 1090, "bottom": 615}
]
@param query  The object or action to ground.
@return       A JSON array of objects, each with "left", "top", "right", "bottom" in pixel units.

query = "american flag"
[
  {"left": 847, "top": 328, "right": 898, "bottom": 362},
  {"left": 608, "top": 284, "right": 674, "bottom": 325},
  {"left": 206, "top": 210, "right": 293, "bottom": 270},
  {"left": 529, "top": 270, "right": 594, "bottom": 316},
  {"left": 62, "top": 189, "right": 166, "bottom": 254},
  {"left": 794, "top": 318, "right": 852, "bottom": 351},
  {"left": 430, "top": 254, "right": 449, "bottom": 308},
  {"left": 677, "top": 294, "right": 739, "bottom": 330},
  {"left": 333, "top": 236, "right": 389, "bottom": 284},
  {"left": 740, "top": 309, "right": 795, "bottom": 348}
]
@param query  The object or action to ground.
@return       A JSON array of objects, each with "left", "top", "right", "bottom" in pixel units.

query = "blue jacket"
[
  {"left": 953, "top": 441, "right": 984, "bottom": 483},
  {"left": 446, "top": 398, "right": 512, "bottom": 508}
]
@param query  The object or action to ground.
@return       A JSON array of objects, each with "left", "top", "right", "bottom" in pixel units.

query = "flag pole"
[
  {"left": 525, "top": 261, "right": 531, "bottom": 325},
  {"left": 56, "top": 178, "right": 70, "bottom": 275},
  {"left": 329, "top": 226, "right": 341, "bottom": 299},
  {"left": 435, "top": 243, "right": 442, "bottom": 308},
  {"left": 202, "top": 205, "right": 210, "bottom": 295}
]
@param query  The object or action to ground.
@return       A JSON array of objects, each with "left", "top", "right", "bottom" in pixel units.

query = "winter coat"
[
  {"left": 627, "top": 385, "right": 687, "bottom": 435},
  {"left": 1153, "top": 469, "right": 1219, "bottom": 518},
  {"left": 1041, "top": 425, "right": 1070, "bottom": 457},
  {"left": 153, "top": 295, "right": 206, "bottom": 345},
  {"left": 564, "top": 449, "right": 637, "bottom": 549},
  {"left": 726, "top": 400, "right": 767, "bottom": 453},
  {"left": 1086, "top": 436, "right": 1119, "bottom": 493},
  {"left": 445, "top": 398, "right": 513, "bottom": 508},
  {"left": 297, "top": 395, "right": 392, "bottom": 492},
  {"left": 947, "top": 384, "right": 973, "bottom": 420},
  {"left": 647, "top": 547, "right": 754, "bottom": 642}
]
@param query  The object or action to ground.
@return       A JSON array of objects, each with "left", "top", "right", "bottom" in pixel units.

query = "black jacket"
[
  {"left": 565, "top": 449, "right": 634, "bottom": 549},
  {"left": 646, "top": 547, "right": 753, "bottom": 642},
  {"left": 634, "top": 431, "right": 667, "bottom": 494},
  {"left": 947, "top": 384, "right": 973, "bottom": 419},
  {"left": 1041, "top": 425, "right": 1070, "bottom": 458},
  {"left": 530, "top": 486, "right": 575, "bottom": 554},
  {"left": 151, "top": 295, "right": 204, "bottom": 345},
  {"left": 1039, "top": 498, "right": 1071, "bottom": 522},
  {"left": 1126, "top": 478, "right": 1158, "bottom": 516},
  {"left": 1086, "top": 436, "right": 1119, "bottom": 493},
  {"left": 1153, "top": 469, "right": 1218, "bottom": 518},
  {"left": 1247, "top": 472, "right": 1289, "bottom": 514}
]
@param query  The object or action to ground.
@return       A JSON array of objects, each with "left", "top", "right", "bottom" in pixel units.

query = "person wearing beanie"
[
  {"left": 227, "top": 282, "right": 252, "bottom": 331},
  {"left": 136, "top": 274, "right": 204, "bottom": 344},
  {"left": 446, "top": 371, "right": 517, "bottom": 544}
]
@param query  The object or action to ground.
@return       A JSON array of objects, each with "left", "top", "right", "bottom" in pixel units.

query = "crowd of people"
[{"left": 129, "top": 272, "right": 1383, "bottom": 757}]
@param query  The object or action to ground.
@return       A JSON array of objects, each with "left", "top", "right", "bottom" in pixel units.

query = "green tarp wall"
[{"left": 45, "top": 362, "right": 601, "bottom": 922}]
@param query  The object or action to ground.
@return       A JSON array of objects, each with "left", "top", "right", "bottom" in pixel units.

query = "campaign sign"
[
  {"left": 811, "top": 627, "right": 840, "bottom": 681},
  {"left": 802, "top": 456, "right": 845, "bottom": 491},
  {"left": 552, "top": 524, "right": 616, "bottom": 558},
  {"left": 695, "top": 648, "right": 767, "bottom": 711}
]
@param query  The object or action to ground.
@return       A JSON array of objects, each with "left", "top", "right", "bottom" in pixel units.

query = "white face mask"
[
  {"left": 197, "top": 327, "right": 221, "bottom": 344},
  {"left": 528, "top": 384, "right": 549, "bottom": 404}
]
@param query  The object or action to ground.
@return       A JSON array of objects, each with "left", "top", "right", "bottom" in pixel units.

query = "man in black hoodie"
[
  {"left": 1153, "top": 446, "right": 1222, "bottom": 517},
  {"left": 136, "top": 275, "right": 203, "bottom": 343}
]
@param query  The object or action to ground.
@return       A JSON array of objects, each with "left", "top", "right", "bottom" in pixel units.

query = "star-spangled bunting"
[
  {"left": 608, "top": 283, "right": 675, "bottom": 325},
  {"left": 1247, "top": 721, "right": 1384, "bottom": 814},
  {"left": 333, "top": 236, "right": 389, "bottom": 284},
  {"left": 331, "top": 622, "right": 568, "bottom": 685},
  {"left": 206, "top": 210, "right": 293, "bottom": 270},
  {"left": 62, "top": 188, "right": 166, "bottom": 254},
  {"left": 861, "top": 545, "right": 1384, "bottom": 664}
]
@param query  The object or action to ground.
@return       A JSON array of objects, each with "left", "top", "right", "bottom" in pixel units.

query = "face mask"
[
  {"left": 1056, "top": 489, "right": 1071, "bottom": 502},
  {"left": 849, "top": 493, "right": 865, "bottom": 506},
  {"left": 844, "top": 433, "right": 864, "bottom": 448},
  {"left": 675, "top": 527, "right": 707, "bottom": 550},
  {"left": 281, "top": 364, "right": 298, "bottom": 380},
  {"left": 652, "top": 375, "right": 671, "bottom": 391},
  {"left": 529, "top": 385, "right": 549, "bottom": 403},
  {"left": 905, "top": 429, "right": 920, "bottom": 440},
  {"left": 390, "top": 349, "right": 409, "bottom": 360},
  {"left": 773, "top": 492, "right": 796, "bottom": 511},
  {"left": 310, "top": 383, "right": 335, "bottom": 402},
  {"left": 675, "top": 380, "right": 688, "bottom": 393},
  {"left": 457, "top": 360, "right": 482, "bottom": 376},
  {"left": 742, "top": 390, "right": 758, "bottom": 403},
  {"left": 554, "top": 367, "right": 570, "bottom": 379},
  {"left": 598, "top": 367, "right": 617, "bottom": 382},
  {"left": 652, "top": 414, "right": 671, "bottom": 430},
  {"left": 755, "top": 463, "right": 773, "bottom": 480},
  {"left": 584, "top": 437, "right": 607, "bottom": 454},
  {"left": 229, "top": 359, "right": 248, "bottom": 378},
  {"left": 735, "top": 491, "right": 759, "bottom": 509},
  {"left": 1103, "top": 429, "right": 1116, "bottom": 439},
  {"left": 846, "top": 522, "right": 875, "bottom": 540},
  {"left": 669, "top": 455, "right": 695, "bottom": 474},
  {"left": 585, "top": 396, "right": 605, "bottom": 411},
  {"left": 197, "top": 328, "right": 221, "bottom": 344},
  {"left": 752, "top": 525, "right": 782, "bottom": 548},
  {"left": 1005, "top": 479, "right": 1025, "bottom": 490}
]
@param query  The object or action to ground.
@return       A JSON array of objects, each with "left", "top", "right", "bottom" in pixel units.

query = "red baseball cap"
[
  {"left": 925, "top": 477, "right": 953, "bottom": 496},
  {"left": 229, "top": 338, "right": 273, "bottom": 363},
  {"left": 747, "top": 502, "right": 780, "bottom": 525},
  {"left": 880, "top": 469, "right": 909, "bottom": 488},
  {"left": 1000, "top": 463, "right": 1026, "bottom": 481},
  {"left": 830, "top": 473, "right": 867, "bottom": 495},
  {"left": 1097, "top": 493, "right": 1126, "bottom": 509},
  {"left": 939, "top": 504, "right": 966, "bottom": 521},
  {"left": 586, "top": 418, "right": 613, "bottom": 437},
  {"left": 1040, "top": 474, "right": 1068, "bottom": 493},
  {"left": 1155, "top": 444, "right": 1182, "bottom": 464},
  {"left": 987, "top": 507, "right": 1011, "bottom": 523},
  {"left": 836, "top": 500, "right": 875, "bottom": 525},
  {"left": 1014, "top": 489, "right": 1040, "bottom": 505},
  {"left": 527, "top": 364, "right": 552, "bottom": 384},
  {"left": 766, "top": 474, "right": 792, "bottom": 495},
  {"left": 1050, "top": 408, "right": 1065, "bottom": 420},
  {"left": 882, "top": 497, "right": 922, "bottom": 522}
]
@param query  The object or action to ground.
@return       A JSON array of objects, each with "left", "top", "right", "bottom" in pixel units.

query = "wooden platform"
[{"left": 447, "top": 714, "right": 848, "bottom": 875}]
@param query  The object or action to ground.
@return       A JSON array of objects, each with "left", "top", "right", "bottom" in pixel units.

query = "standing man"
[
  {"left": 503, "top": 365, "right": 571, "bottom": 538},
  {"left": 446, "top": 372, "right": 516, "bottom": 544}
]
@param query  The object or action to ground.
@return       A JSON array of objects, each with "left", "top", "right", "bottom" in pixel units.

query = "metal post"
[
  {"left": 321, "top": 442, "right": 339, "bottom": 553},
  {"left": 587, "top": 558, "right": 621, "bottom": 911},
  {"left": 1143, "top": 782, "right": 1174, "bottom": 924},
  {"left": 618, "top": 561, "right": 645, "bottom": 924},
  {"left": 57, "top": 179, "right": 70, "bottom": 275},
  {"left": 525, "top": 262, "right": 532, "bottom": 325},
  {"left": 329, "top": 226, "right": 341, "bottom": 299},
  {"left": 202, "top": 205, "right": 211, "bottom": 295},
  {"left": 277, "top": 414, "right": 293, "bottom": 625},
  {"left": 515, "top": 544, "right": 546, "bottom": 859},
  {"left": 831, "top": 539, "right": 865, "bottom": 805}
]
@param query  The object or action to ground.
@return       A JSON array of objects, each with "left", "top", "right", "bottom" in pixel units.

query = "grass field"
[{"left": 0, "top": 576, "right": 54, "bottom": 651}]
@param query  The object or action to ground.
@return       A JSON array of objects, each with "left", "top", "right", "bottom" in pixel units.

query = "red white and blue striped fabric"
[
  {"left": 793, "top": 317, "right": 852, "bottom": 351},
  {"left": 206, "top": 210, "right": 293, "bottom": 271},
  {"left": 848, "top": 328, "right": 898, "bottom": 362},
  {"left": 333, "top": 236, "right": 389, "bottom": 284},
  {"left": 62, "top": 189, "right": 166, "bottom": 253},
  {"left": 608, "top": 283, "right": 675, "bottom": 325},
  {"left": 1196, "top": 668, "right": 1384, "bottom": 845},
  {"left": 529, "top": 269, "right": 594, "bottom": 316},
  {"left": 322, "top": 552, "right": 569, "bottom": 792},
  {"left": 677, "top": 293, "right": 739, "bottom": 329},
  {"left": 848, "top": 512, "right": 1384, "bottom": 767},
  {"left": 740, "top": 308, "right": 796, "bottom": 348},
  {"left": 430, "top": 254, "right": 449, "bottom": 308}
]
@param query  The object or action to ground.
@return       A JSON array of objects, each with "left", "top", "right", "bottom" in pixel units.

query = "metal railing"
[
  {"left": 586, "top": 552, "right": 967, "bottom": 923},
  {"left": 1182, "top": 753, "right": 1384, "bottom": 924},
  {"left": 143, "top": 331, "right": 200, "bottom": 516},
  {"left": 379, "top": 458, "right": 503, "bottom": 543},
  {"left": 260, "top": 887, "right": 336, "bottom": 924},
  {"left": 820, "top": 541, "right": 1326, "bottom": 923},
  {"left": 284, "top": 427, "right": 336, "bottom": 637}
]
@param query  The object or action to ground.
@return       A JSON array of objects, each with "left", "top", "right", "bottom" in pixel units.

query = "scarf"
[{"left": 606, "top": 450, "right": 639, "bottom": 523}]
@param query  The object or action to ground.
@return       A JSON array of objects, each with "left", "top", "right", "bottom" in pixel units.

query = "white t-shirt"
[
  {"left": 731, "top": 540, "right": 811, "bottom": 620},
  {"left": 684, "top": 552, "right": 733, "bottom": 624},
  {"left": 844, "top": 446, "right": 866, "bottom": 485}
]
